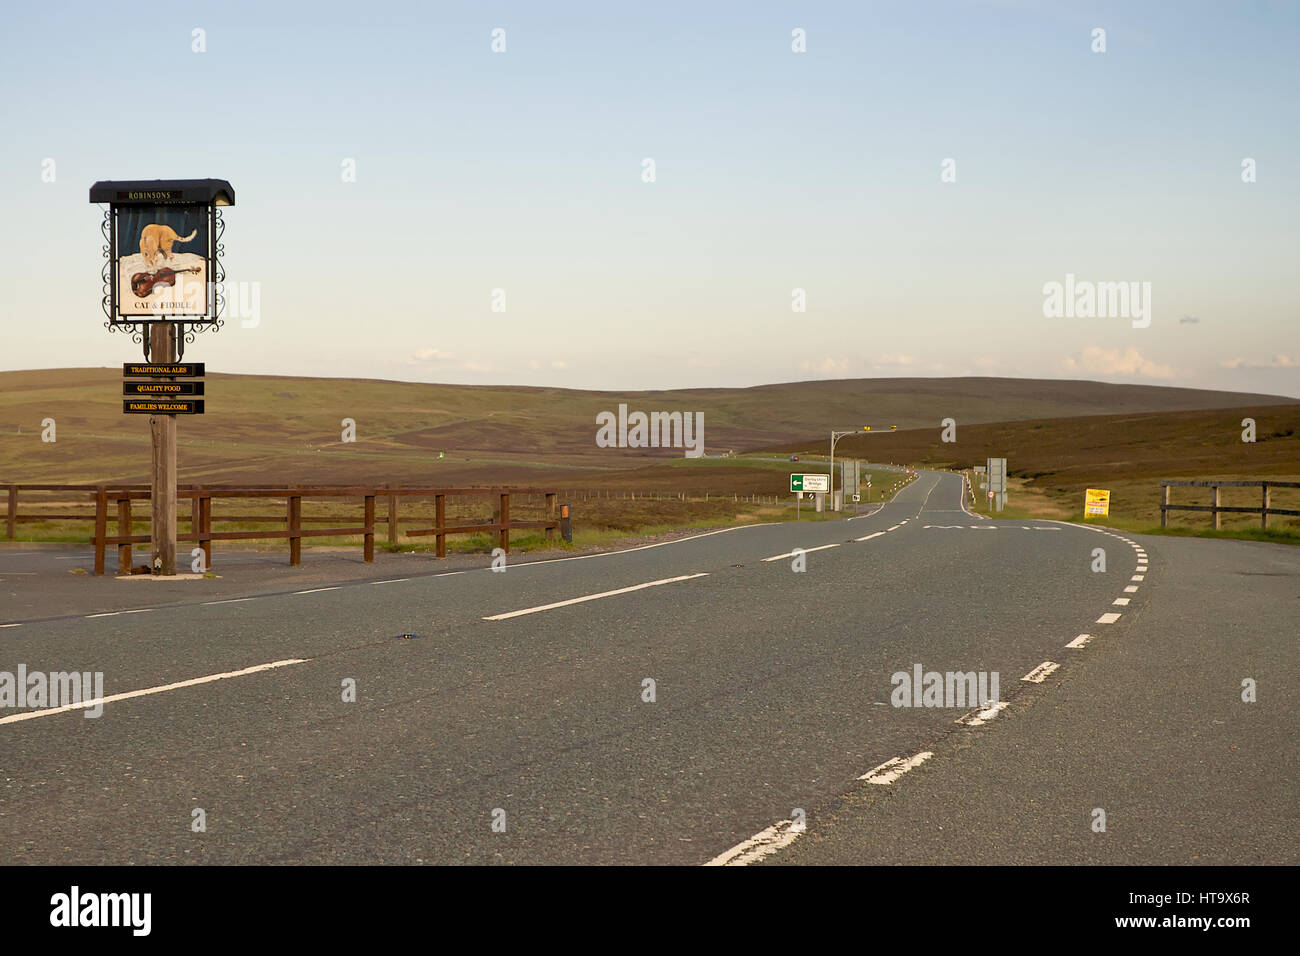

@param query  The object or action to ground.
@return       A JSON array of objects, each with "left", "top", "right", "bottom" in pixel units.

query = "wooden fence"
[
  {"left": 1160, "top": 480, "right": 1300, "bottom": 529},
  {"left": 4, "top": 484, "right": 558, "bottom": 575}
]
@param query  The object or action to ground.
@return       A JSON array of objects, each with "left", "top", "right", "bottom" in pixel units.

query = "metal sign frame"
[{"left": 91, "top": 179, "right": 234, "bottom": 360}]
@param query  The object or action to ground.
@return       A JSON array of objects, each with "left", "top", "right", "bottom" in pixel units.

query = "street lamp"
[{"left": 828, "top": 427, "right": 868, "bottom": 511}]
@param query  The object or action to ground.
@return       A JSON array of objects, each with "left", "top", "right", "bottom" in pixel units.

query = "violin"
[{"left": 130, "top": 267, "right": 201, "bottom": 298}]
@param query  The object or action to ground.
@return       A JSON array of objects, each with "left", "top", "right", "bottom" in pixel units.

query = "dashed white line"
[
  {"left": 1124, "top": 585, "right": 1138, "bottom": 593},
  {"left": 860, "top": 751, "right": 933, "bottom": 785},
  {"left": 0, "top": 658, "right": 310, "bottom": 726},
  {"left": 1131, "top": 574, "right": 1144, "bottom": 581},
  {"left": 370, "top": 578, "right": 410, "bottom": 585},
  {"left": 0, "top": 623, "right": 21, "bottom": 629},
  {"left": 1021, "top": 661, "right": 1060, "bottom": 683},
  {"left": 957, "top": 701, "right": 1009, "bottom": 726},
  {"left": 1113, "top": 597, "right": 1130, "bottom": 606},
  {"left": 856, "top": 531, "right": 887, "bottom": 541},
  {"left": 294, "top": 587, "right": 341, "bottom": 595},
  {"left": 762, "top": 543, "right": 840, "bottom": 562},
  {"left": 1096, "top": 612, "right": 1122, "bottom": 624},
  {"left": 704, "top": 819, "right": 803, "bottom": 867},
  {"left": 202, "top": 597, "right": 255, "bottom": 606},
  {"left": 85, "top": 608, "right": 154, "bottom": 618},
  {"left": 1066, "top": 633, "right": 1093, "bottom": 648},
  {"left": 484, "top": 573, "right": 710, "bottom": 621}
]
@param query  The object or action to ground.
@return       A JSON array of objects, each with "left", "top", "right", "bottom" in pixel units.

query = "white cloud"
[
  {"left": 1063, "top": 347, "right": 1174, "bottom": 379},
  {"left": 798, "top": 357, "right": 850, "bottom": 378},
  {"left": 1219, "top": 354, "right": 1297, "bottom": 369}
]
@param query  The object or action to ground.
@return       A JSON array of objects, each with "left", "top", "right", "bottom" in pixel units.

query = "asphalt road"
[{"left": 1, "top": 470, "right": 1294, "bottom": 865}]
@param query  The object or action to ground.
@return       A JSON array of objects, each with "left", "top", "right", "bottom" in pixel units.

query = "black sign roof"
[{"left": 89, "top": 179, "right": 235, "bottom": 206}]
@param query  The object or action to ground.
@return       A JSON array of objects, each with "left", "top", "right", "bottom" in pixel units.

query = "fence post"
[
  {"left": 364, "top": 494, "right": 375, "bottom": 562},
  {"left": 5, "top": 484, "right": 15, "bottom": 540},
  {"left": 387, "top": 486, "right": 398, "bottom": 545},
  {"left": 93, "top": 484, "right": 107, "bottom": 576},
  {"left": 288, "top": 492, "right": 302, "bottom": 565},
  {"left": 1210, "top": 485, "right": 1220, "bottom": 530},
  {"left": 117, "top": 496, "right": 132, "bottom": 574},
  {"left": 1262, "top": 482, "right": 1270, "bottom": 530},
  {"left": 499, "top": 492, "right": 510, "bottom": 553},
  {"left": 435, "top": 493, "right": 446, "bottom": 558},
  {"left": 200, "top": 493, "right": 212, "bottom": 570},
  {"left": 545, "top": 492, "right": 556, "bottom": 542},
  {"left": 1160, "top": 484, "right": 1169, "bottom": 528}
]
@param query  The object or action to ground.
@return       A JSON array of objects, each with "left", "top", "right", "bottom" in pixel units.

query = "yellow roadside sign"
[{"left": 1084, "top": 488, "right": 1111, "bottom": 516}]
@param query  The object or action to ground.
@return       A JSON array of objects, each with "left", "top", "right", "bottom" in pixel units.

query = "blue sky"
[{"left": 1, "top": 0, "right": 1297, "bottom": 395}]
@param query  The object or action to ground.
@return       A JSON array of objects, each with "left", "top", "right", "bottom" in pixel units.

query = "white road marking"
[
  {"left": 957, "top": 701, "right": 1009, "bottom": 726},
  {"left": 202, "top": 597, "right": 255, "bottom": 606},
  {"left": 294, "top": 587, "right": 341, "bottom": 595},
  {"left": 1113, "top": 597, "right": 1130, "bottom": 606},
  {"left": 85, "top": 608, "right": 153, "bottom": 618},
  {"left": 856, "top": 531, "right": 887, "bottom": 541},
  {"left": 860, "top": 751, "right": 933, "bottom": 785},
  {"left": 887, "top": 524, "right": 901, "bottom": 531},
  {"left": 506, "top": 523, "right": 779, "bottom": 568},
  {"left": 484, "top": 573, "right": 710, "bottom": 621},
  {"left": 704, "top": 819, "right": 802, "bottom": 867},
  {"left": 762, "top": 543, "right": 840, "bottom": 562},
  {"left": 0, "top": 658, "right": 310, "bottom": 726},
  {"left": 1096, "top": 612, "right": 1122, "bottom": 624},
  {"left": 971, "top": 525, "right": 996, "bottom": 529},
  {"left": 1021, "top": 661, "right": 1060, "bottom": 683},
  {"left": 1131, "top": 574, "right": 1144, "bottom": 581},
  {"left": 0, "top": 623, "right": 21, "bottom": 629},
  {"left": 1066, "top": 634, "right": 1093, "bottom": 648},
  {"left": 371, "top": 578, "right": 410, "bottom": 585},
  {"left": 1124, "top": 585, "right": 1138, "bottom": 593}
]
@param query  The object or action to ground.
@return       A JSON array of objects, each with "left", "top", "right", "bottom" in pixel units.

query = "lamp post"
[{"left": 829, "top": 427, "right": 868, "bottom": 512}]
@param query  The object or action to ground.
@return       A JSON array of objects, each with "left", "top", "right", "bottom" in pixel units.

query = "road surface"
[{"left": 1, "top": 470, "right": 1294, "bottom": 864}]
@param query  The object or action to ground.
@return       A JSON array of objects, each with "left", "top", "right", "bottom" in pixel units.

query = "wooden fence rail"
[
  {"left": 3, "top": 484, "right": 558, "bottom": 575},
  {"left": 1160, "top": 480, "right": 1300, "bottom": 530}
]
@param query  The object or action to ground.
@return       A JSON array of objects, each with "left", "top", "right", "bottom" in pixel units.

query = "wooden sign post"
[{"left": 91, "top": 178, "right": 234, "bottom": 575}]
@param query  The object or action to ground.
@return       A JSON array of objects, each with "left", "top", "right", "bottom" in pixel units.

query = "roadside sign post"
[{"left": 91, "top": 179, "right": 234, "bottom": 575}]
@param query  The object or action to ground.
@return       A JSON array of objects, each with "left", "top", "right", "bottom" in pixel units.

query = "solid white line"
[
  {"left": 0, "top": 658, "right": 310, "bottom": 726},
  {"left": 856, "top": 531, "right": 886, "bottom": 541},
  {"left": 484, "top": 573, "right": 710, "bottom": 621},
  {"left": 860, "top": 751, "right": 933, "bottom": 785},
  {"left": 762, "top": 543, "right": 840, "bottom": 562},
  {"left": 505, "top": 523, "right": 779, "bottom": 569},
  {"left": 202, "top": 597, "right": 255, "bottom": 606},
  {"left": 1021, "top": 661, "right": 1060, "bottom": 683},
  {"left": 1066, "top": 634, "right": 1093, "bottom": 648},
  {"left": 294, "top": 587, "right": 340, "bottom": 595},
  {"left": 1097, "top": 612, "right": 1122, "bottom": 624},
  {"left": 704, "top": 819, "right": 803, "bottom": 867},
  {"left": 1113, "top": 597, "right": 1130, "bottom": 606}
]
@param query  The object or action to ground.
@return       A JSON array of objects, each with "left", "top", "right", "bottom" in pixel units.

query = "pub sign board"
[{"left": 89, "top": 180, "right": 234, "bottom": 325}]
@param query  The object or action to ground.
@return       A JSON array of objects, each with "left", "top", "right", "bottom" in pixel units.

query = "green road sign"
[{"left": 790, "top": 473, "right": 829, "bottom": 493}]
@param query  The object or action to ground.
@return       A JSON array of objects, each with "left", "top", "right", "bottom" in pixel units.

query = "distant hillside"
[{"left": 1, "top": 368, "right": 1295, "bottom": 485}]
